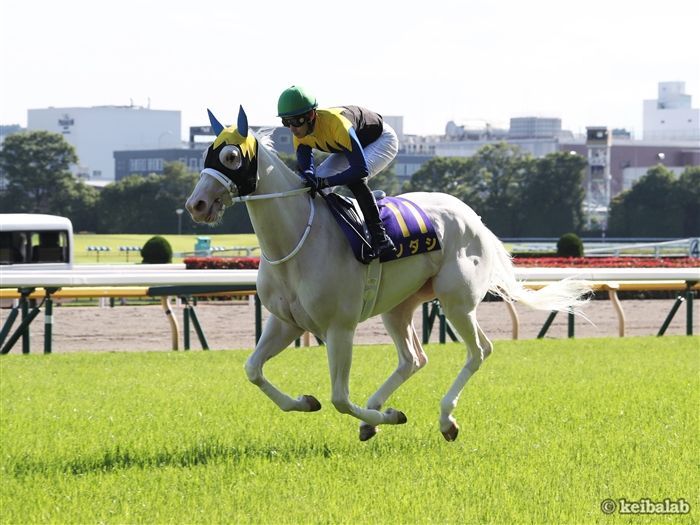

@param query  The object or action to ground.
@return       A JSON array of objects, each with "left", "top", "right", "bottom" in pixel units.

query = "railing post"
[
  {"left": 422, "top": 302, "right": 429, "bottom": 343},
  {"left": 44, "top": 295, "right": 53, "bottom": 354},
  {"left": 21, "top": 288, "right": 31, "bottom": 354},
  {"left": 567, "top": 308, "right": 575, "bottom": 338},
  {"left": 658, "top": 296, "right": 684, "bottom": 336},
  {"left": 686, "top": 281, "right": 696, "bottom": 336},
  {"left": 187, "top": 306, "right": 209, "bottom": 350},
  {"left": 182, "top": 298, "right": 191, "bottom": 350},
  {"left": 255, "top": 294, "right": 262, "bottom": 344},
  {"left": 537, "top": 311, "right": 558, "bottom": 339},
  {"left": 0, "top": 306, "right": 19, "bottom": 349}
]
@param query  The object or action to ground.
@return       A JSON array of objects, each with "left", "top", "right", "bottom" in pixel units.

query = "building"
[
  {"left": 419, "top": 116, "right": 699, "bottom": 204},
  {"left": 643, "top": 81, "right": 700, "bottom": 141},
  {"left": 28, "top": 105, "right": 181, "bottom": 182},
  {"left": 562, "top": 137, "right": 700, "bottom": 195},
  {"left": 113, "top": 117, "right": 409, "bottom": 181},
  {"left": 508, "top": 117, "right": 563, "bottom": 139},
  {"left": 435, "top": 117, "right": 566, "bottom": 158},
  {"left": 383, "top": 115, "right": 404, "bottom": 142},
  {"left": 113, "top": 126, "right": 294, "bottom": 181},
  {"left": 98, "top": 88, "right": 696, "bottom": 195}
]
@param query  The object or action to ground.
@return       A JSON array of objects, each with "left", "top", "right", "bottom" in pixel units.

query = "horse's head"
[{"left": 186, "top": 106, "right": 259, "bottom": 224}]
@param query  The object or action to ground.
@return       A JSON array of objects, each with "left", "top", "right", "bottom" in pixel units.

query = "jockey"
[{"left": 277, "top": 85, "right": 398, "bottom": 259}]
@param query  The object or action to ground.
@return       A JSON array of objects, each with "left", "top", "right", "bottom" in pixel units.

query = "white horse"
[{"left": 186, "top": 106, "right": 589, "bottom": 441}]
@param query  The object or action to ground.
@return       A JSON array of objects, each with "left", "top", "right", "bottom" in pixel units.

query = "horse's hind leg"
[
  {"left": 437, "top": 305, "right": 492, "bottom": 442},
  {"left": 359, "top": 298, "right": 428, "bottom": 441},
  {"left": 244, "top": 315, "right": 320, "bottom": 413}
]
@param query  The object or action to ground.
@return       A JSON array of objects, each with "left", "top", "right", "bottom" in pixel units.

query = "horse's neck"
[
  {"left": 246, "top": 144, "right": 314, "bottom": 262},
  {"left": 254, "top": 143, "right": 300, "bottom": 195}
]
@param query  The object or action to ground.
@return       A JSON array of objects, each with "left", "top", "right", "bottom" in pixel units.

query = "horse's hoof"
[
  {"left": 386, "top": 408, "right": 408, "bottom": 425},
  {"left": 359, "top": 424, "right": 378, "bottom": 442},
  {"left": 441, "top": 422, "right": 459, "bottom": 442},
  {"left": 301, "top": 395, "right": 321, "bottom": 412}
]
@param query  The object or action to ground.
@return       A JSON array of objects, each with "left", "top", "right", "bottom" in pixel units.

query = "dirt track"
[{"left": 3, "top": 296, "right": 697, "bottom": 354}]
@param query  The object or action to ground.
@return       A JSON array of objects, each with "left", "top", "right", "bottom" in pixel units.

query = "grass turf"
[{"left": 1, "top": 336, "right": 697, "bottom": 524}]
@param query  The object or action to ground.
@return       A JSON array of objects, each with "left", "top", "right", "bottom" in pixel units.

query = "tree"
[
  {"left": 96, "top": 162, "right": 254, "bottom": 234},
  {"left": 368, "top": 161, "right": 400, "bottom": 195},
  {"left": 464, "top": 143, "right": 530, "bottom": 236},
  {"left": 98, "top": 162, "right": 200, "bottom": 233},
  {"left": 0, "top": 130, "right": 98, "bottom": 229},
  {"left": 674, "top": 166, "right": 700, "bottom": 236},
  {"left": 403, "top": 156, "right": 476, "bottom": 196},
  {"left": 51, "top": 177, "right": 100, "bottom": 232},
  {"left": 519, "top": 152, "right": 586, "bottom": 236},
  {"left": 607, "top": 165, "right": 678, "bottom": 236}
]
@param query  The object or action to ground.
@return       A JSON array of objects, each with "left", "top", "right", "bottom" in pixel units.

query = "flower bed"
[
  {"left": 513, "top": 257, "right": 699, "bottom": 268},
  {"left": 184, "top": 256, "right": 260, "bottom": 269},
  {"left": 184, "top": 255, "right": 698, "bottom": 269}
]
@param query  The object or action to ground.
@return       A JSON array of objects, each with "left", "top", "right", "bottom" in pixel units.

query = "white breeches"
[{"left": 316, "top": 122, "right": 399, "bottom": 180}]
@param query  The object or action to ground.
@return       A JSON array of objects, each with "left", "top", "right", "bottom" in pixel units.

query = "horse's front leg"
[
  {"left": 326, "top": 327, "right": 408, "bottom": 428},
  {"left": 244, "top": 315, "right": 320, "bottom": 413}
]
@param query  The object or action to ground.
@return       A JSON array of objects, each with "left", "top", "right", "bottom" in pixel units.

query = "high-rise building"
[{"left": 643, "top": 81, "right": 700, "bottom": 141}]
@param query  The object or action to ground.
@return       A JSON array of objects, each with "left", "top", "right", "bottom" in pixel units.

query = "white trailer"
[{"left": 0, "top": 214, "right": 73, "bottom": 269}]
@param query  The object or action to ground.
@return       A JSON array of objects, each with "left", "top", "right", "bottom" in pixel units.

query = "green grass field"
[
  {"left": 1, "top": 337, "right": 697, "bottom": 524},
  {"left": 73, "top": 234, "right": 259, "bottom": 264}
]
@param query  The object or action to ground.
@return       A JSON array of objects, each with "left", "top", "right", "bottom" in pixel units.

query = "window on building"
[
  {"left": 129, "top": 159, "right": 148, "bottom": 172},
  {"left": 147, "top": 158, "right": 163, "bottom": 172}
]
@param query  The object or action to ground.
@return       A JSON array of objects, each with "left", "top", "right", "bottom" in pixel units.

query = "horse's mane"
[
  {"left": 254, "top": 127, "right": 276, "bottom": 153},
  {"left": 253, "top": 128, "right": 300, "bottom": 181}
]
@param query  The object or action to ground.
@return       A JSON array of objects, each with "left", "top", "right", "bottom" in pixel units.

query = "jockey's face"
[{"left": 283, "top": 110, "right": 315, "bottom": 138}]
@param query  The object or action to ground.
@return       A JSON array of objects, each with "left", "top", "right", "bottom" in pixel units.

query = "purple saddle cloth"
[{"left": 324, "top": 193, "right": 442, "bottom": 264}]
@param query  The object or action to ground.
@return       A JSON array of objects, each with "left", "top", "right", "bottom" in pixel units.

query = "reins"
[
  {"left": 231, "top": 186, "right": 310, "bottom": 203},
  {"left": 202, "top": 170, "right": 314, "bottom": 265},
  {"left": 260, "top": 195, "right": 315, "bottom": 265}
]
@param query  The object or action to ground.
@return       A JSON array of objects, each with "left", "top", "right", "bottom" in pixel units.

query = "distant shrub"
[
  {"left": 140, "top": 236, "right": 173, "bottom": 264},
  {"left": 556, "top": 233, "right": 584, "bottom": 257}
]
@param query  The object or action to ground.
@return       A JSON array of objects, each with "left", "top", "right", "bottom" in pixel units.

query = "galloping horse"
[{"left": 185, "top": 106, "right": 589, "bottom": 441}]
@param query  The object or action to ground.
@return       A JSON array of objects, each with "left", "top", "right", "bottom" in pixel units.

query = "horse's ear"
[
  {"left": 237, "top": 105, "right": 249, "bottom": 137},
  {"left": 207, "top": 109, "right": 225, "bottom": 136}
]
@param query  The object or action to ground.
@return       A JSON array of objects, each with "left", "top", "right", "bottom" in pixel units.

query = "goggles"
[{"left": 281, "top": 114, "right": 309, "bottom": 128}]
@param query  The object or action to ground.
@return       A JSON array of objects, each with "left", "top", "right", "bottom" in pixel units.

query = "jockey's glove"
[{"left": 303, "top": 174, "right": 329, "bottom": 198}]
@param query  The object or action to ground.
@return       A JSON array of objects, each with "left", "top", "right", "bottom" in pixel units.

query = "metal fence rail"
[{"left": 1, "top": 267, "right": 698, "bottom": 354}]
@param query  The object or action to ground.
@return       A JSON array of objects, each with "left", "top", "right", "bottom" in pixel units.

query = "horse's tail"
[{"left": 484, "top": 228, "right": 591, "bottom": 314}]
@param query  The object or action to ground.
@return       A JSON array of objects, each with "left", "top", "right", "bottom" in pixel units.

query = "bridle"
[{"left": 201, "top": 169, "right": 314, "bottom": 265}]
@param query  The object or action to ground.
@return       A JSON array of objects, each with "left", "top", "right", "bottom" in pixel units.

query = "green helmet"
[{"left": 277, "top": 85, "right": 318, "bottom": 117}]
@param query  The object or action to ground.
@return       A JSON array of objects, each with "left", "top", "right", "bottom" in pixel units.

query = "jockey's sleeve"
[
  {"left": 324, "top": 127, "right": 369, "bottom": 186},
  {"left": 296, "top": 144, "right": 315, "bottom": 178}
]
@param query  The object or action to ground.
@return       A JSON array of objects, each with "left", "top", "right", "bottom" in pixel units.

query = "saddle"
[{"left": 322, "top": 191, "right": 441, "bottom": 264}]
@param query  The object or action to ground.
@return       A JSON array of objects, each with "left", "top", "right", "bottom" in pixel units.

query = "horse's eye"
[{"left": 219, "top": 145, "right": 242, "bottom": 170}]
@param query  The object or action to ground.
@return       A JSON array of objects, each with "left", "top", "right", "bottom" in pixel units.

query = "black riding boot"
[{"left": 348, "top": 179, "right": 396, "bottom": 259}]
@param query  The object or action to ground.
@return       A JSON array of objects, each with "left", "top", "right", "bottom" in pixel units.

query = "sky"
[{"left": 1, "top": 0, "right": 699, "bottom": 140}]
